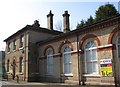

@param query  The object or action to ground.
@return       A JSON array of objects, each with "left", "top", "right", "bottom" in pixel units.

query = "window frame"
[
  {"left": 7, "top": 59, "right": 10, "bottom": 72},
  {"left": 7, "top": 42, "right": 11, "bottom": 52},
  {"left": 46, "top": 49, "right": 53, "bottom": 75},
  {"left": 84, "top": 41, "right": 99, "bottom": 75},
  {"left": 19, "top": 35, "right": 24, "bottom": 48},
  {"left": 19, "top": 57, "right": 23, "bottom": 73},
  {"left": 13, "top": 39, "right": 16, "bottom": 50},
  {"left": 63, "top": 46, "right": 72, "bottom": 75}
]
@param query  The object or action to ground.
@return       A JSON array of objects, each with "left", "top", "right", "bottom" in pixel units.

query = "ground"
[{"left": 1, "top": 80, "right": 116, "bottom": 87}]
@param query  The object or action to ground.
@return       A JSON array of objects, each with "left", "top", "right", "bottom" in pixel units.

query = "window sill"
[
  {"left": 83, "top": 74, "right": 100, "bottom": 77},
  {"left": 61, "top": 73, "right": 73, "bottom": 77},
  {"left": 13, "top": 50, "right": 16, "bottom": 52},
  {"left": 7, "top": 52, "right": 10, "bottom": 54},
  {"left": 6, "top": 72, "right": 11, "bottom": 74},
  {"left": 19, "top": 72, "right": 23, "bottom": 75},
  {"left": 19, "top": 47, "right": 24, "bottom": 50},
  {"left": 46, "top": 74, "right": 53, "bottom": 76}
]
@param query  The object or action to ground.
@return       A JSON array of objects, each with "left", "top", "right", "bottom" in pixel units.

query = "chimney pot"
[
  {"left": 65, "top": 11, "right": 68, "bottom": 14},
  {"left": 33, "top": 20, "right": 40, "bottom": 27}
]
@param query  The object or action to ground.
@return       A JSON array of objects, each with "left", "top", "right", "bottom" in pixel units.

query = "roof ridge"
[{"left": 4, "top": 25, "right": 62, "bottom": 42}]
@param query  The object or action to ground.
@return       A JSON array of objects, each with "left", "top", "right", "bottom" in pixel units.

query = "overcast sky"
[{"left": 0, "top": 0, "right": 119, "bottom": 51}]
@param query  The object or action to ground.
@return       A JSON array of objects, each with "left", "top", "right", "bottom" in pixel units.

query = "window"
[
  {"left": 8, "top": 42, "right": 10, "bottom": 52},
  {"left": 20, "top": 35, "right": 24, "bottom": 48},
  {"left": 19, "top": 57, "right": 23, "bottom": 73},
  {"left": 63, "top": 46, "right": 72, "bottom": 74},
  {"left": 47, "top": 49, "right": 53, "bottom": 75},
  {"left": 118, "top": 38, "right": 120, "bottom": 58},
  {"left": 13, "top": 39, "right": 16, "bottom": 50},
  {"left": 85, "top": 41, "right": 98, "bottom": 74},
  {"left": 7, "top": 59, "right": 10, "bottom": 72}
]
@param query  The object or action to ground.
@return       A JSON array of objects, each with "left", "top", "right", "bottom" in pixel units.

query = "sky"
[{"left": 0, "top": 0, "right": 119, "bottom": 51}]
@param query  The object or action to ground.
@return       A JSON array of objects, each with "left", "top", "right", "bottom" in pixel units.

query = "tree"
[
  {"left": 76, "top": 3, "right": 119, "bottom": 29},
  {"left": 95, "top": 3, "right": 118, "bottom": 22},
  {"left": 87, "top": 16, "right": 94, "bottom": 25},
  {"left": 76, "top": 19, "right": 86, "bottom": 29},
  {"left": 55, "top": 20, "right": 73, "bottom": 31},
  {"left": 55, "top": 21, "right": 63, "bottom": 31},
  {"left": 77, "top": 16, "right": 94, "bottom": 29}
]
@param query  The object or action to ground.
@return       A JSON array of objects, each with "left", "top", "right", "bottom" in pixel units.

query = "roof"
[
  {"left": 4, "top": 25, "right": 63, "bottom": 42},
  {"left": 38, "top": 14, "right": 120, "bottom": 45}
]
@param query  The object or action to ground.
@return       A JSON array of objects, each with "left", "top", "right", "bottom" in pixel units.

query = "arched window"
[
  {"left": 7, "top": 59, "right": 10, "bottom": 72},
  {"left": 118, "top": 37, "right": 120, "bottom": 58},
  {"left": 19, "top": 57, "right": 23, "bottom": 73},
  {"left": 85, "top": 41, "right": 98, "bottom": 74},
  {"left": 47, "top": 49, "right": 53, "bottom": 75},
  {"left": 19, "top": 35, "right": 24, "bottom": 48},
  {"left": 63, "top": 46, "right": 72, "bottom": 74}
]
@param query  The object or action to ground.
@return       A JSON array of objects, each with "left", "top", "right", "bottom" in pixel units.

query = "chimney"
[
  {"left": 62, "top": 11, "right": 70, "bottom": 33},
  {"left": 47, "top": 10, "right": 54, "bottom": 30},
  {"left": 33, "top": 20, "right": 40, "bottom": 27}
]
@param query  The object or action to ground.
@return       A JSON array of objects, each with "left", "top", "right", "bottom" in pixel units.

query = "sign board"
[{"left": 100, "top": 59, "right": 113, "bottom": 77}]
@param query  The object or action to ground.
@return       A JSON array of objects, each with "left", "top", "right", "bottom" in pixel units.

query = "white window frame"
[
  {"left": 84, "top": 41, "right": 99, "bottom": 75},
  {"left": 63, "top": 46, "right": 72, "bottom": 75},
  {"left": 47, "top": 50, "right": 53, "bottom": 75}
]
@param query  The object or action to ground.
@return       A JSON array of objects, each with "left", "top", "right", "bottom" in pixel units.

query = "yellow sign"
[
  {"left": 100, "top": 67, "right": 112, "bottom": 76},
  {"left": 100, "top": 59, "right": 113, "bottom": 77}
]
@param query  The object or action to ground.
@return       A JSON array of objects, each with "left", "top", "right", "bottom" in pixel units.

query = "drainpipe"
[
  {"left": 24, "top": 31, "right": 27, "bottom": 81},
  {"left": 112, "top": 44, "right": 118, "bottom": 86},
  {"left": 77, "top": 34, "right": 80, "bottom": 85},
  {"left": 118, "top": 14, "right": 120, "bottom": 86},
  {"left": 77, "top": 34, "right": 84, "bottom": 85}
]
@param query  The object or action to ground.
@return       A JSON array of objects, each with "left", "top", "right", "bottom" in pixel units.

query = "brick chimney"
[
  {"left": 62, "top": 11, "right": 70, "bottom": 33},
  {"left": 47, "top": 10, "right": 54, "bottom": 30}
]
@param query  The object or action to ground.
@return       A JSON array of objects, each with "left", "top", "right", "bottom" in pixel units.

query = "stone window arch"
[
  {"left": 58, "top": 40, "right": 73, "bottom": 53},
  {"left": 79, "top": 34, "right": 101, "bottom": 50},
  {"left": 108, "top": 27, "right": 120, "bottom": 44}
]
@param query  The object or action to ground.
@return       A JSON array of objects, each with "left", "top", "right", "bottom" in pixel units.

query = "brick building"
[{"left": 4, "top": 10, "right": 120, "bottom": 86}]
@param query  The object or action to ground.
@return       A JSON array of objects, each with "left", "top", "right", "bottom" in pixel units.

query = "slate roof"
[
  {"left": 4, "top": 25, "right": 63, "bottom": 42},
  {"left": 37, "top": 14, "right": 120, "bottom": 45}
]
